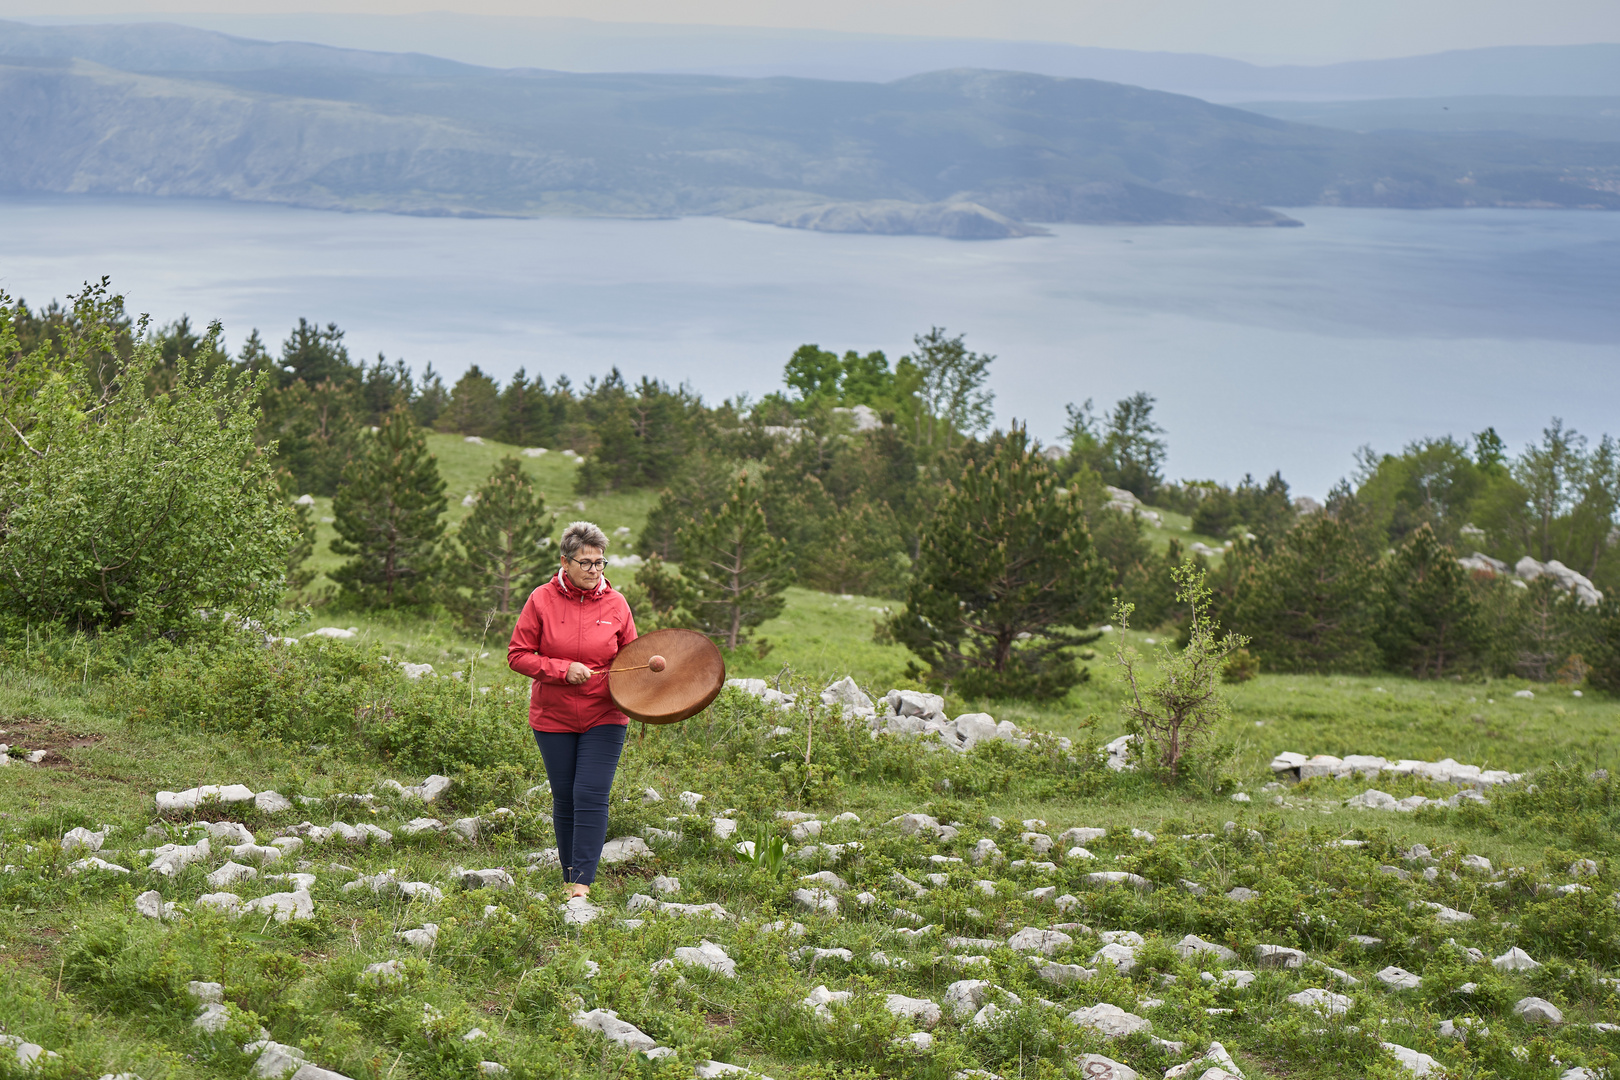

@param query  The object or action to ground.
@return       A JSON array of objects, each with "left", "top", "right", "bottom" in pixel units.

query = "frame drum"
[{"left": 608, "top": 628, "right": 726, "bottom": 725}]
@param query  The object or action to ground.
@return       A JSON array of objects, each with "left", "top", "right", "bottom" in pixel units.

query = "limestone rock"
[
  {"left": 397, "top": 924, "right": 439, "bottom": 948},
  {"left": 571, "top": 1008, "right": 657, "bottom": 1051},
  {"left": 803, "top": 984, "right": 853, "bottom": 1021},
  {"left": 61, "top": 826, "right": 106, "bottom": 852},
  {"left": 135, "top": 889, "right": 178, "bottom": 921},
  {"left": 1376, "top": 966, "right": 1422, "bottom": 990},
  {"left": 242, "top": 890, "right": 314, "bottom": 922},
  {"left": 1493, "top": 947, "right": 1540, "bottom": 971},
  {"left": 1084, "top": 871, "right": 1150, "bottom": 890},
  {"left": 794, "top": 888, "right": 840, "bottom": 915},
  {"left": 207, "top": 861, "right": 259, "bottom": 889},
  {"left": 885, "top": 993, "right": 941, "bottom": 1027},
  {"left": 1007, "top": 927, "right": 1072, "bottom": 955},
  {"left": 1254, "top": 944, "right": 1306, "bottom": 969},
  {"left": 599, "top": 836, "right": 653, "bottom": 864},
  {"left": 156, "top": 784, "right": 256, "bottom": 812},
  {"left": 1381, "top": 1043, "right": 1442, "bottom": 1077},
  {"left": 1175, "top": 935, "right": 1238, "bottom": 963},
  {"left": 1066, "top": 1002, "right": 1151, "bottom": 1038},
  {"left": 1074, "top": 1056, "right": 1138, "bottom": 1080},
  {"left": 1512, "top": 996, "right": 1563, "bottom": 1024},
  {"left": 673, "top": 939, "right": 737, "bottom": 977},
  {"left": 944, "top": 979, "right": 992, "bottom": 1019},
  {"left": 146, "top": 837, "right": 210, "bottom": 876},
  {"left": 1286, "top": 988, "right": 1352, "bottom": 1016},
  {"left": 245, "top": 1039, "right": 306, "bottom": 1078},
  {"left": 1089, "top": 943, "right": 1139, "bottom": 974}
]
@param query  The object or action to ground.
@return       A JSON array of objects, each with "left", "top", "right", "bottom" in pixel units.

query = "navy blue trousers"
[{"left": 533, "top": 724, "right": 627, "bottom": 885}]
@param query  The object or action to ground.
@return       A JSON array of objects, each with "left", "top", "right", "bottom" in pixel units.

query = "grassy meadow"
[{"left": 1, "top": 434, "right": 1616, "bottom": 1080}]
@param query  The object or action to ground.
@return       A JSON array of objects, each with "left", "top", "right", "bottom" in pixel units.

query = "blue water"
[{"left": 3, "top": 196, "right": 1616, "bottom": 495}]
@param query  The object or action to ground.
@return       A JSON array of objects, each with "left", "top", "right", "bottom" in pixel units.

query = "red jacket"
[{"left": 508, "top": 572, "right": 638, "bottom": 733}]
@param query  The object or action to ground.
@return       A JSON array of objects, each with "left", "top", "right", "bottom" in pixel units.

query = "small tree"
[
  {"left": 886, "top": 427, "right": 1111, "bottom": 699},
  {"left": 1375, "top": 523, "right": 1485, "bottom": 678},
  {"left": 1113, "top": 564, "right": 1247, "bottom": 782},
  {"left": 330, "top": 407, "right": 447, "bottom": 606},
  {"left": 671, "top": 474, "right": 793, "bottom": 649},
  {"left": 0, "top": 296, "right": 297, "bottom": 632},
  {"left": 456, "top": 456, "right": 550, "bottom": 618}
]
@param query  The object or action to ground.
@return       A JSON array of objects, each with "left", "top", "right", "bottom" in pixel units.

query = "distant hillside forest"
[{"left": 7, "top": 285, "right": 1620, "bottom": 689}]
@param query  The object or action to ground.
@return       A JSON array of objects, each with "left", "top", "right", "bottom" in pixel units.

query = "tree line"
[{"left": 4, "top": 281, "right": 1619, "bottom": 697}]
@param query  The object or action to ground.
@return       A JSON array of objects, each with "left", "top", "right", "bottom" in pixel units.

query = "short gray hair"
[{"left": 559, "top": 520, "right": 609, "bottom": 560}]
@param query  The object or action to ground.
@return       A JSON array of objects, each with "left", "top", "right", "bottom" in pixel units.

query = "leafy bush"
[
  {"left": 0, "top": 292, "right": 296, "bottom": 633},
  {"left": 115, "top": 631, "right": 533, "bottom": 775}
]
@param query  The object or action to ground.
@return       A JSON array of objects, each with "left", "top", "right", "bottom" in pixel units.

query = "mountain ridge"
[{"left": 2, "top": 25, "right": 1618, "bottom": 237}]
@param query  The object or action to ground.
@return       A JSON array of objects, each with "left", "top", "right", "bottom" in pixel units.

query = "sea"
[{"left": 2, "top": 195, "right": 1616, "bottom": 496}]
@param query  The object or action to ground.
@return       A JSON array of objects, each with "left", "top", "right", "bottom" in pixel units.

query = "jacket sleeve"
[
  {"left": 508, "top": 589, "right": 572, "bottom": 683},
  {"left": 619, "top": 596, "right": 639, "bottom": 649}
]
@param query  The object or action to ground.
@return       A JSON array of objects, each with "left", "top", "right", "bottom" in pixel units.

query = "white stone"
[
  {"left": 799, "top": 870, "right": 849, "bottom": 891},
  {"left": 247, "top": 1039, "right": 307, "bottom": 1078},
  {"left": 1175, "top": 935, "right": 1238, "bottom": 963},
  {"left": 200, "top": 820, "right": 255, "bottom": 845},
  {"left": 141, "top": 836, "right": 210, "bottom": 876},
  {"left": 794, "top": 887, "right": 840, "bottom": 915},
  {"left": 944, "top": 979, "right": 992, "bottom": 1018},
  {"left": 61, "top": 826, "right": 106, "bottom": 853},
  {"left": 1437, "top": 1018, "right": 1489, "bottom": 1039},
  {"left": 69, "top": 856, "right": 131, "bottom": 874},
  {"left": 1286, "top": 988, "right": 1352, "bottom": 1015},
  {"left": 187, "top": 980, "right": 225, "bottom": 1004},
  {"left": 599, "top": 836, "right": 653, "bottom": 864},
  {"left": 252, "top": 790, "right": 293, "bottom": 814},
  {"left": 1089, "top": 943, "right": 1139, "bottom": 974},
  {"left": 1084, "top": 871, "right": 1150, "bottom": 890},
  {"left": 1074, "top": 1055, "right": 1138, "bottom": 1080},
  {"left": 193, "top": 1002, "right": 232, "bottom": 1033},
  {"left": 1067, "top": 1002, "right": 1151, "bottom": 1038},
  {"left": 397, "top": 924, "right": 439, "bottom": 948},
  {"left": 673, "top": 939, "right": 737, "bottom": 977},
  {"left": 885, "top": 994, "right": 941, "bottom": 1026},
  {"left": 1382, "top": 1043, "right": 1442, "bottom": 1077},
  {"left": 803, "top": 984, "right": 853, "bottom": 1020},
  {"left": 561, "top": 896, "right": 603, "bottom": 925},
  {"left": 230, "top": 843, "right": 285, "bottom": 864},
  {"left": 1512, "top": 996, "right": 1563, "bottom": 1024},
  {"left": 135, "top": 889, "right": 178, "bottom": 921},
  {"left": 207, "top": 861, "right": 259, "bottom": 889},
  {"left": 401, "top": 817, "right": 446, "bottom": 836},
  {"left": 1007, "top": 927, "right": 1072, "bottom": 956},
  {"left": 1376, "top": 966, "right": 1422, "bottom": 990},
  {"left": 457, "top": 868, "right": 515, "bottom": 890},
  {"left": 241, "top": 890, "right": 315, "bottom": 922},
  {"left": 1493, "top": 947, "right": 1540, "bottom": 971},
  {"left": 1254, "top": 944, "right": 1306, "bottom": 969},
  {"left": 571, "top": 1008, "right": 657, "bottom": 1051}
]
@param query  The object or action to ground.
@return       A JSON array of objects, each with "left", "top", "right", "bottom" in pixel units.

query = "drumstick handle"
[{"left": 590, "top": 662, "right": 653, "bottom": 675}]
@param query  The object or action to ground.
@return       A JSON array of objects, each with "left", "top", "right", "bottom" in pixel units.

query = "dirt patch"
[
  {"left": 705, "top": 1012, "right": 734, "bottom": 1028},
  {"left": 0, "top": 717, "right": 106, "bottom": 768}
]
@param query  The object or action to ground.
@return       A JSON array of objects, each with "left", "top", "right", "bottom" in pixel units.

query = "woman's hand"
[{"left": 566, "top": 661, "right": 592, "bottom": 685}]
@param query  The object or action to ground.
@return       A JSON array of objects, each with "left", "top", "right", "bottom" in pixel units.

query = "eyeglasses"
[{"left": 567, "top": 555, "right": 607, "bottom": 572}]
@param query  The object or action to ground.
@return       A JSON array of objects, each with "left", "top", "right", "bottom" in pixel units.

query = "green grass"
[{"left": 7, "top": 479, "right": 1619, "bottom": 1079}]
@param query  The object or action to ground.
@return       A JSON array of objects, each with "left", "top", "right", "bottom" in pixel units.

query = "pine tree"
[
  {"left": 330, "top": 407, "right": 447, "bottom": 606},
  {"left": 671, "top": 474, "right": 794, "bottom": 649},
  {"left": 885, "top": 427, "right": 1111, "bottom": 700},
  {"left": 1376, "top": 523, "right": 1485, "bottom": 678},
  {"left": 1227, "top": 508, "right": 1380, "bottom": 672},
  {"left": 456, "top": 457, "right": 551, "bottom": 617}
]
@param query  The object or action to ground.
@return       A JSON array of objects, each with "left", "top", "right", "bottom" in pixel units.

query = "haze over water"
[{"left": 3, "top": 195, "right": 1616, "bottom": 496}]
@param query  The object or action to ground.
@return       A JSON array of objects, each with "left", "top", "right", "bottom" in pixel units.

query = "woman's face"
[{"left": 562, "top": 545, "right": 605, "bottom": 591}]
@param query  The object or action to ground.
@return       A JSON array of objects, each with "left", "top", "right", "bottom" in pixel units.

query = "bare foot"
[{"left": 565, "top": 883, "right": 590, "bottom": 900}]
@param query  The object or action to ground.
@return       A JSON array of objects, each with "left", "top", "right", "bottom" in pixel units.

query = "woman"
[{"left": 508, "top": 521, "right": 637, "bottom": 900}]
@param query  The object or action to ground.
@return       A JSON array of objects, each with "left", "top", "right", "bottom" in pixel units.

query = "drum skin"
[{"left": 609, "top": 628, "right": 726, "bottom": 724}]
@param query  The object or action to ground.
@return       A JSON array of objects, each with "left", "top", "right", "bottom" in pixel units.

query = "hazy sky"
[{"left": 5, "top": 0, "right": 1617, "bottom": 64}]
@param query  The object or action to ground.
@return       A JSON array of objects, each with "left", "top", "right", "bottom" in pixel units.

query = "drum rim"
[{"left": 609, "top": 628, "right": 726, "bottom": 725}]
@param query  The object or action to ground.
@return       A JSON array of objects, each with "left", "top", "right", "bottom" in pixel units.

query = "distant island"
[{"left": 1, "top": 21, "right": 1618, "bottom": 237}]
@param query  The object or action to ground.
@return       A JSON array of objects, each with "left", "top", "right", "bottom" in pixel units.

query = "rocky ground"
[{"left": 0, "top": 677, "right": 1616, "bottom": 1079}]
